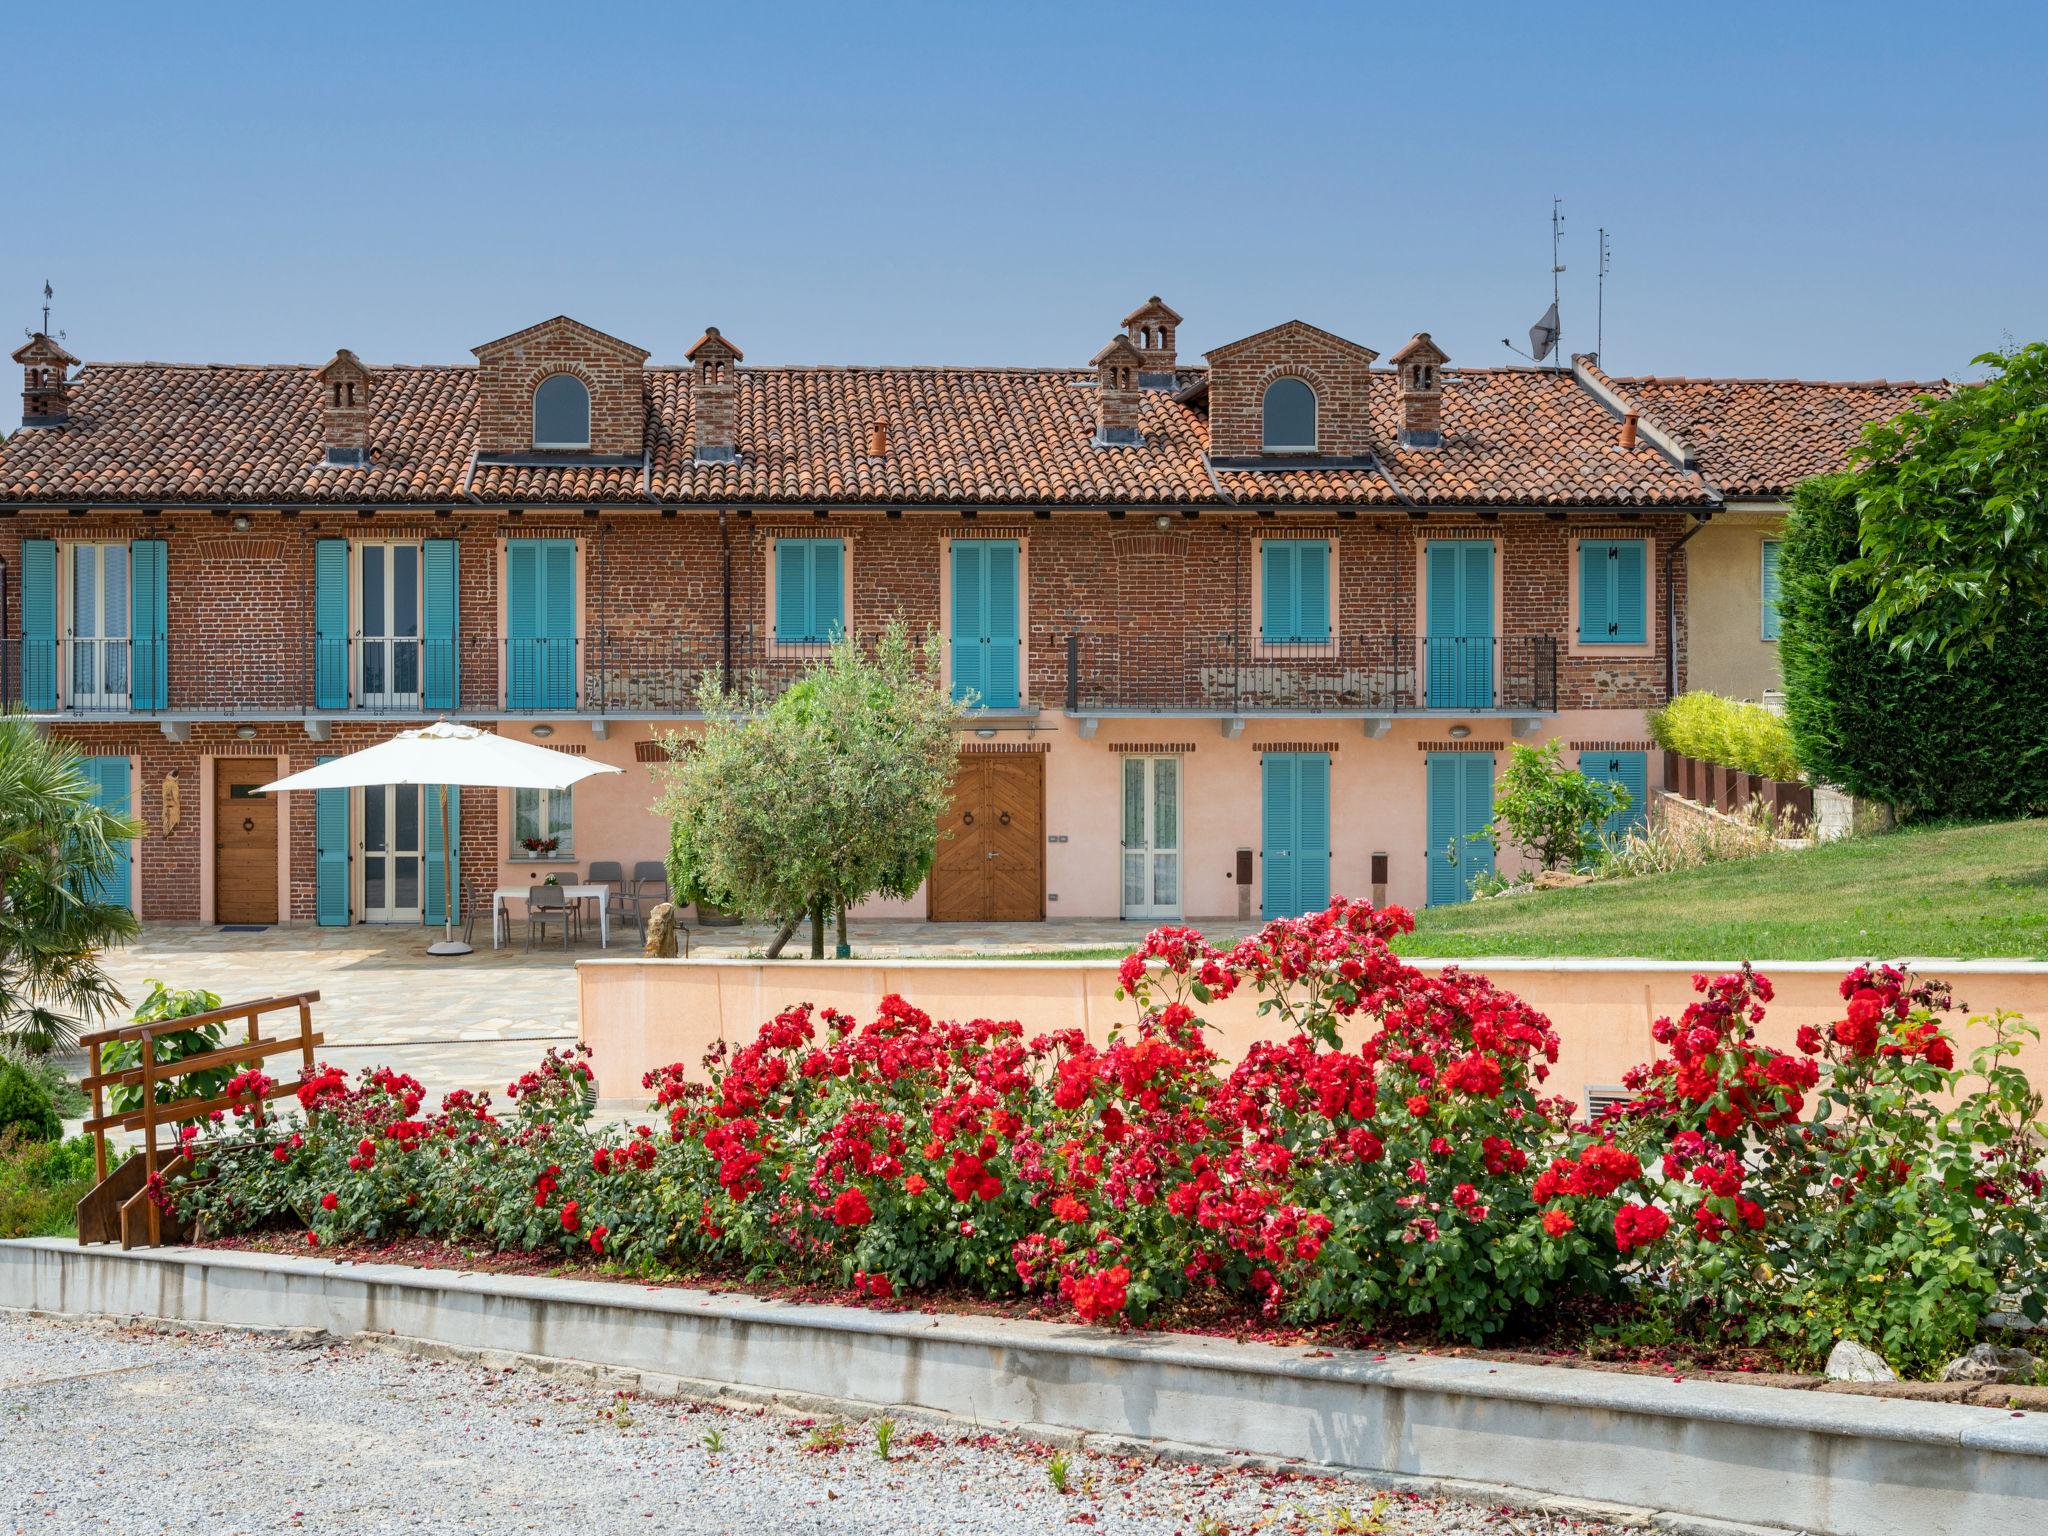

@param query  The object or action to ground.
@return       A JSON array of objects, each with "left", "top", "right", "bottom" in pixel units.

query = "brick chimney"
[
  {"left": 1388, "top": 332, "right": 1449, "bottom": 450},
  {"left": 12, "top": 333, "right": 78, "bottom": 428},
  {"left": 1121, "top": 296, "right": 1182, "bottom": 388},
  {"left": 315, "top": 348, "right": 371, "bottom": 464},
  {"left": 1091, "top": 334, "right": 1144, "bottom": 447},
  {"left": 685, "top": 327, "right": 742, "bottom": 463}
]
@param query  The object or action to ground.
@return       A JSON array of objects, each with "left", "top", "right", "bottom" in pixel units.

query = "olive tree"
[{"left": 656, "top": 623, "right": 959, "bottom": 958}]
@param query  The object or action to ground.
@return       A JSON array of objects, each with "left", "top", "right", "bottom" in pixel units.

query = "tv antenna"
[
  {"left": 1502, "top": 199, "right": 1565, "bottom": 365},
  {"left": 1596, "top": 228, "right": 1610, "bottom": 362}
]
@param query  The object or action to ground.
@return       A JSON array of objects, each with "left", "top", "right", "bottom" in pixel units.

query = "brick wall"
[
  {"left": 471, "top": 318, "right": 648, "bottom": 458},
  {"left": 1205, "top": 323, "right": 1378, "bottom": 459}
]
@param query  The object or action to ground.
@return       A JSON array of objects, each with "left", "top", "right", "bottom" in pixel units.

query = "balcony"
[{"left": 1062, "top": 632, "right": 1558, "bottom": 730}]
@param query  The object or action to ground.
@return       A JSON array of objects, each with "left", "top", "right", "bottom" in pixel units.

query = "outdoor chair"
[
  {"left": 525, "top": 883, "right": 577, "bottom": 951},
  {"left": 585, "top": 861, "right": 630, "bottom": 930}
]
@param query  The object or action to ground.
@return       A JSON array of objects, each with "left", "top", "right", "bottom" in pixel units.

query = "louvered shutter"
[
  {"left": 1296, "top": 753, "right": 1331, "bottom": 910},
  {"left": 422, "top": 539, "right": 460, "bottom": 710},
  {"left": 314, "top": 539, "right": 350, "bottom": 709},
  {"left": 128, "top": 540, "right": 168, "bottom": 709},
  {"left": 314, "top": 755, "right": 350, "bottom": 927},
  {"left": 82, "top": 756, "right": 133, "bottom": 909},
  {"left": 1294, "top": 541, "right": 1330, "bottom": 643},
  {"left": 774, "top": 540, "right": 810, "bottom": 643},
  {"left": 1261, "top": 542, "right": 1296, "bottom": 643},
  {"left": 983, "top": 540, "right": 1019, "bottom": 708},
  {"left": 540, "top": 541, "right": 577, "bottom": 709},
  {"left": 21, "top": 540, "right": 57, "bottom": 710},
  {"left": 1425, "top": 753, "right": 1462, "bottom": 906},
  {"left": 1578, "top": 540, "right": 1612, "bottom": 644},
  {"left": 811, "top": 540, "right": 845, "bottom": 641},
  {"left": 1261, "top": 754, "right": 1296, "bottom": 919},
  {"left": 1611, "top": 540, "right": 1647, "bottom": 644},
  {"left": 1460, "top": 754, "right": 1497, "bottom": 897}
]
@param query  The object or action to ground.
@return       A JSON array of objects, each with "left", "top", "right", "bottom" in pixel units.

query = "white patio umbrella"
[{"left": 258, "top": 721, "right": 623, "bottom": 956}]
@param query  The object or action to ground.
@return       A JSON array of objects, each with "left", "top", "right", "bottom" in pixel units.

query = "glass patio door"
[
  {"left": 1120, "top": 755, "right": 1181, "bottom": 919},
  {"left": 360, "top": 783, "right": 423, "bottom": 922},
  {"left": 357, "top": 544, "right": 423, "bottom": 711},
  {"left": 69, "top": 544, "right": 131, "bottom": 710}
]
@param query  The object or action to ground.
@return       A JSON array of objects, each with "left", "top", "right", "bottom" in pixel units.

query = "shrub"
[
  {"left": 0, "top": 1060, "right": 61, "bottom": 1144},
  {"left": 0, "top": 1043, "right": 89, "bottom": 1119},
  {"left": 98, "top": 980, "right": 226, "bottom": 1116},
  {"left": 1597, "top": 797, "right": 1792, "bottom": 879},
  {"left": 1780, "top": 474, "right": 2048, "bottom": 818},
  {"left": 0, "top": 1131, "right": 104, "bottom": 1237},
  {"left": 1482, "top": 740, "right": 1630, "bottom": 872},
  {"left": 1646, "top": 692, "right": 1800, "bottom": 781}
]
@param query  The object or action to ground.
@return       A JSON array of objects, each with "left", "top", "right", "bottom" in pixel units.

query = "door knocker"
[
  {"left": 242, "top": 816, "right": 255, "bottom": 833},
  {"left": 998, "top": 810, "right": 1012, "bottom": 826},
  {"left": 961, "top": 811, "right": 974, "bottom": 826}
]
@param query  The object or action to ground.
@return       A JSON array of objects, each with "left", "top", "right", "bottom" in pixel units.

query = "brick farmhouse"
[{"left": 0, "top": 303, "right": 1937, "bottom": 929}]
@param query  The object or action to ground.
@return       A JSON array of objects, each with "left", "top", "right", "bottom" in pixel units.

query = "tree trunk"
[
  {"left": 809, "top": 897, "right": 826, "bottom": 959},
  {"left": 835, "top": 901, "right": 848, "bottom": 959},
  {"left": 764, "top": 914, "right": 802, "bottom": 959}
]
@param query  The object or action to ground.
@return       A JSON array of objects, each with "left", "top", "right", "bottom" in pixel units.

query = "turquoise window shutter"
[
  {"left": 774, "top": 541, "right": 809, "bottom": 642},
  {"left": 1261, "top": 754, "right": 1296, "bottom": 919},
  {"left": 505, "top": 540, "right": 540, "bottom": 709},
  {"left": 812, "top": 540, "right": 845, "bottom": 641},
  {"left": 422, "top": 785, "right": 461, "bottom": 926},
  {"left": 314, "top": 756, "right": 350, "bottom": 927},
  {"left": 1296, "top": 752, "right": 1331, "bottom": 910},
  {"left": 1578, "top": 541, "right": 1611, "bottom": 644},
  {"left": 1424, "top": 542, "right": 1459, "bottom": 707},
  {"left": 540, "top": 540, "right": 577, "bottom": 709},
  {"left": 1612, "top": 541, "right": 1647, "bottom": 643},
  {"left": 20, "top": 539, "right": 57, "bottom": 710},
  {"left": 1295, "top": 541, "right": 1331, "bottom": 643},
  {"left": 983, "top": 540, "right": 1019, "bottom": 708},
  {"left": 1461, "top": 754, "right": 1496, "bottom": 895},
  {"left": 950, "top": 541, "right": 986, "bottom": 704},
  {"left": 422, "top": 540, "right": 460, "bottom": 711},
  {"left": 1761, "top": 540, "right": 1784, "bottom": 640},
  {"left": 81, "top": 755, "right": 133, "bottom": 910},
  {"left": 314, "top": 539, "right": 350, "bottom": 710},
  {"left": 1261, "top": 542, "right": 1296, "bottom": 643},
  {"left": 128, "top": 540, "right": 168, "bottom": 709},
  {"left": 1428, "top": 541, "right": 1495, "bottom": 708},
  {"left": 1583, "top": 750, "right": 1650, "bottom": 846}
]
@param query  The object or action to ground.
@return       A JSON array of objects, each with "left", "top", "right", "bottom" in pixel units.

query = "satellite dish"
[{"left": 1528, "top": 302, "right": 1560, "bottom": 363}]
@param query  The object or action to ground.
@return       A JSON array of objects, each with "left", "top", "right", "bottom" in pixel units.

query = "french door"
[
  {"left": 69, "top": 544, "right": 131, "bottom": 710},
  {"left": 357, "top": 544, "right": 423, "bottom": 711},
  {"left": 1120, "top": 755, "right": 1182, "bottom": 919},
  {"left": 359, "top": 783, "right": 424, "bottom": 922}
]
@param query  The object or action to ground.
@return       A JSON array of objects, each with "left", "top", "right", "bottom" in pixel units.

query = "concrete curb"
[{"left": 6, "top": 1238, "right": 2045, "bottom": 1536}]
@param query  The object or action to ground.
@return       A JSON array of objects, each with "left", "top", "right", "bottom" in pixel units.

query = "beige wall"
[
  {"left": 491, "top": 708, "right": 1652, "bottom": 921},
  {"left": 1688, "top": 510, "right": 1784, "bottom": 700},
  {"left": 579, "top": 956, "right": 2048, "bottom": 1113}
]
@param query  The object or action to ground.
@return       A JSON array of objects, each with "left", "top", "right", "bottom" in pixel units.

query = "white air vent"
[{"left": 1585, "top": 1084, "right": 1637, "bottom": 1121}]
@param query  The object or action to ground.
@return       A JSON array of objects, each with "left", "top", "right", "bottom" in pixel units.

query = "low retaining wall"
[
  {"left": 6, "top": 1239, "right": 2043, "bottom": 1536},
  {"left": 579, "top": 955, "right": 2048, "bottom": 1109}
]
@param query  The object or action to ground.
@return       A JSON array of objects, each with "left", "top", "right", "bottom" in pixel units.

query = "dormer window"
[
  {"left": 1262, "top": 377, "right": 1318, "bottom": 451},
  {"left": 533, "top": 373, "right": 591, "bottom": 450}
]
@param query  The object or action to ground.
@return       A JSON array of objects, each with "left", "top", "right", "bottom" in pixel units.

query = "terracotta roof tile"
[{"left": 1607, "top": 373, "right": 1947, "bottom": 498}]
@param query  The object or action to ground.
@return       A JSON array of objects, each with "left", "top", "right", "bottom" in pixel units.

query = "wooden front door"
[
  {"left": 929, "top": 752, "right": 1044, "bottom": 921},
  {"left": 214, "top": 757, "right": 279, "bottom": 924}
]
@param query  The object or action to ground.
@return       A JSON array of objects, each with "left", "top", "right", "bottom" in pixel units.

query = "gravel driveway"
[{"left": 0, "top": 1312, "right": 1617, "bottom": 1536}]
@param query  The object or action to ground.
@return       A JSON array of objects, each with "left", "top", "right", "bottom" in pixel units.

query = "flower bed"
[{"left": 167, "top": 901, "right": 2048, "bottom": 1377}]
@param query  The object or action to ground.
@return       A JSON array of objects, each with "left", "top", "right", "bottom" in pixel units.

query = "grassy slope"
[{"left": 998, "top": 820, "right": 2048, "bottom": 963}]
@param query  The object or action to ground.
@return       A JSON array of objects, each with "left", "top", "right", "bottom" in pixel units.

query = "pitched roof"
[
  {"left": 0, "top": 347, "right": 1935, "bottom": 510},
  {"left": 1608, "top": 373, "right": 1946, "bottom": 498}
]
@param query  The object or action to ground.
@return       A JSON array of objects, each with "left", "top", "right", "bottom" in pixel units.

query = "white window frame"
[
  {"left": 354, "top": 540, "right": 425, "bottom": 711},
  {"left": 1119, "top": 754, "right": 1183, "bottom": 920},
  {"left": 511, "top": 785, "right": 575, "bottom": 860},
  {"left": 63, "top": 542, "right": 132, "bottom": 711}
]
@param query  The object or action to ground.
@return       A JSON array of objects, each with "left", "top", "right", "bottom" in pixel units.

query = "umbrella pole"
[{"left": 427, "top": 781, "right": 472, "bottom": 957}]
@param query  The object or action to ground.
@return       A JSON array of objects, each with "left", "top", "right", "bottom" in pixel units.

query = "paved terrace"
[{"left": 86, "top": 919, "right": 1258, "bottom": 1108}]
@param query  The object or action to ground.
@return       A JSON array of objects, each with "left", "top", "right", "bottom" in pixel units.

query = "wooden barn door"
[
  {"left": 929, "top": 752, "right": 1044, "bottom": 921},
  {"left": 215, "top": 757, "right": 280, "bottom": 924}
]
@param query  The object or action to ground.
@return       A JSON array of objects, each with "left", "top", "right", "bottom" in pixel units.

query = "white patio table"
[{"left": 493, "top": 883, "right": 611, "bottom": 950}]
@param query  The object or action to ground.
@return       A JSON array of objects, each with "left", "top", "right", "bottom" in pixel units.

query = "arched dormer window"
[
  {"left": 1262, "top": 377, "right": 1317, "bottom": 451},
  {"left": 533, "top": 373, "right": 592, "bottom": 450}
]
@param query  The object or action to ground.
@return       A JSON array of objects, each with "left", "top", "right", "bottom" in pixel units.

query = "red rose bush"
[{"left": 170, "top": 903, "right": 2045, "bottom": 1368}]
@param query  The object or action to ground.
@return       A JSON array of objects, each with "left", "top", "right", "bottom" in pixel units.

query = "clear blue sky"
[{"left": 12, "top": 0, "right": 2044, "bottom": 382}]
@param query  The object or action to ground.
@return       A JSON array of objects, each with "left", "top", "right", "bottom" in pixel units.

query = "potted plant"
[{"left": 520, "top": 835, "right": 560, "bottom": 859}]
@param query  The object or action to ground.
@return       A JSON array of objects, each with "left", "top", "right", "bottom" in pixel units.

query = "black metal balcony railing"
[{"left": 1064, "top": 632, "right": 1558, "bottom": 715}]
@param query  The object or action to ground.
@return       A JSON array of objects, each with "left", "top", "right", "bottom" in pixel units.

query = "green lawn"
[{"left": 999, "top": 820, "right": 2048, "bottom": 962}]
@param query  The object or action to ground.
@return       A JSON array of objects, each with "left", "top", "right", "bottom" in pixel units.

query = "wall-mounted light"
[
  {"left": 231, "top": 513, "right": 252, "bottom": 532},
  {"left": 974, "top": 726, "right": 998, "bottom": 739},
  {"left": 530, "top": 724, "right": 554, "bottom": 738},
  {"left": 1154, "top": 514, "right": 1172, "bottom": 531},
  {"left": 233, "top": 724, "right": 258, "bottom": 740},
  {"left": 1447, "top": 723, "right": 1472, "bottom": 740}
]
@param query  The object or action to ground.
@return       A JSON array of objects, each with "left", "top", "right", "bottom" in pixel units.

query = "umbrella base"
[{"left": 426, "top": 940, "right": 474, "bottom": 957}]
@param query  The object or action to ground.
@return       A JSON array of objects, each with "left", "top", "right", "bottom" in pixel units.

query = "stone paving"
[{"left": 82, "top": 916, "right": 1256, "bottom": 1109}]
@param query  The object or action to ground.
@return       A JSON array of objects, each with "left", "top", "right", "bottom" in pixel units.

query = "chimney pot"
[
  {"left": 685, "top": 327, "right": 744, "bottom": 463},
  {"left": 1389, "top": 332, "right": 1449, "bottom": 450},
  {"left": 314, "top": 348, "right": 371, "bottom": 464},
  {"left": 1090, "top": 334, "right": 1144, "bottom": 447},
  {"left": 12, "top": 332, "right": 79, "bottom": 428},
  {"left": 1620, "top": 411, "right": 1639, "bottom": 451},
  {"left": 1120, "top": 295, "right": 1184, "bottom": 388},
  {"left": 869, "top": 418, "right": 888, "bottom": 458}
]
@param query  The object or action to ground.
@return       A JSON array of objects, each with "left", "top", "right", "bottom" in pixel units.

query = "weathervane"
[{"left": 26, "top": 279, "right": 66, "bottom": 345}]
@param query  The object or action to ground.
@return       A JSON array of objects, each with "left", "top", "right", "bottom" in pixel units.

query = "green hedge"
[
  {"left": 1779, "top": 475, "right": 2048, "bottom": 817},
  {"left": 1646, "top": 691, "right": 1800, "bottom": 780}
]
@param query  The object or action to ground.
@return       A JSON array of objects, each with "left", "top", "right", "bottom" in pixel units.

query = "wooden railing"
[{"left": 76, "top": 991, "right": 324, "bottom": 1248}]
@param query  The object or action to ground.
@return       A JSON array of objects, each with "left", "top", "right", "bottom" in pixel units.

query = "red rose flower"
[
  {"left": 589, "top": 1224, "right": 608, "bottom": 1256},
  {"left": 320, "top": 1192, "right": 338, "bottom": 1211},
  {"left": 560, "top": 1200, "right": 581, "bottom": 1233},
  {"left": 1541, "top": 1210, "right": 1575, "bottom": 1237},
  {"left": 1614, "top": 1202, "right": 1671, "bottom": 1254},
  {"left": 831, "top": 1187, "right": 873, "bottom": 1227}
]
